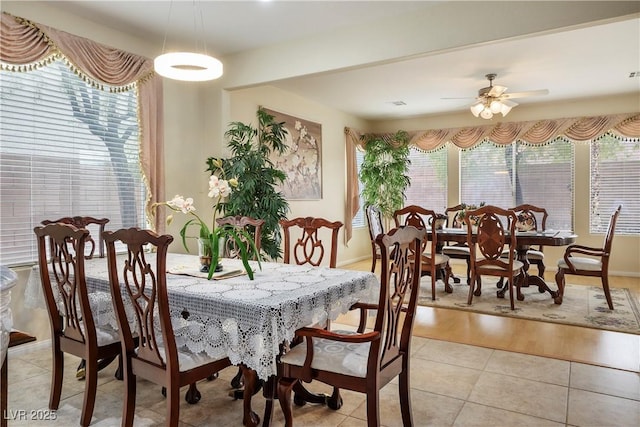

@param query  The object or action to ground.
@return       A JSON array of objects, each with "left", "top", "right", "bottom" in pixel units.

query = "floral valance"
[
  {"left": 408, "top": 113, "right": 640, "bottom": 151},
  {"left": 346, "top": 113, "right": 639, "bottom": 153},
  {"left": 0, "top": 12, "right": 165, "bottom": 232}
]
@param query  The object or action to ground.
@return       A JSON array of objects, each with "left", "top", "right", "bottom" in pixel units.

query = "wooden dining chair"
[
  {"left": 276, "top": 225, "right": 424, "bottom": 427},
  {"left": 104, "top": 228, "right": 232, "bottom": 427},
  {"left": 216, "top": 215, "right": 265, "bottom": 260},
  {"left": 41, "top": 216, "right": 114, "bottom": 380},
  {"left": 555, "top": 205, "right": 622, "bottom": 309},
  {"left": 34, "top": 223, "right": 123, "bottom": 427},
  {"left": 280, "top": 217, "right": 343, "bottom": 268},
  {"left": 510, "top": 204, "right": 549, "bottom": 277},
  {"left": 365, "top": 205, "right": 384, "bottom": 272},
  {"left": 465, "top": 205, "right": 523, "bottom": 310},
  {"left": 393, "top": 205, "right": 452, "bottom": 300},
  {"left": 41, "top": 216, "right": 109, "bottom": 259},
  {"left": 277, "top": 216, "right": 344, "bottom": 412},
  {"left": 441, "top": 204, "right": 470, "bottom": 284}
]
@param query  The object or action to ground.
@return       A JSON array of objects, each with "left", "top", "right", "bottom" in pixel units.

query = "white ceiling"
[{"left": 43, "top": 1, "right": 640, "bottom": 120}]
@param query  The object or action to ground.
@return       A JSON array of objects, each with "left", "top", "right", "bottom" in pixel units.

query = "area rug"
[{"left": 418, "top": 278, "right": 640, "bottom": 335}]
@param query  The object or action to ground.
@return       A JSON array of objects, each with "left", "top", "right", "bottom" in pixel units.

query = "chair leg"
[
  {"left": 442, "top": 265, "right": 452, "bottom": 293},
  {"left": 467, "top": 273, "right": 476, "bottom": 305},
  {"left": 431, "top": 273, "right": 437, "bottom": 301},
  {"left": 121, "top": 359, "right": 136, "bottom": 427},
  {"left": 601, "top": 275, "right": 614, "bottom": 310},
  {"left": 365, "top": 388, "right": 381, "bottom": 427},
  {"left": 277, "top": 378, "right": 297, "bottom": 427},
  {"left": 554, "top": 269, "right": 566, "bottom": 305},
  {"left": 508, "top": 274, "right": 515, "bottom": 310},
  {"left": 80, "top": 356, "right": 98, "bottom": 427},
  {"left": 49, "top": 339, "right": 63, "bottom": 410},
  {"left": 398, "top": 366, "right": 413, "bottom": 427},
  {"left": 167, "top": 384, "right": 181, "bottom": 427}
]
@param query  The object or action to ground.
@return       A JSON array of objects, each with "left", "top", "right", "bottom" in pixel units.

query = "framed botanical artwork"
[{"left": 264, "top": 108, "right": 322, "bottom": 200}]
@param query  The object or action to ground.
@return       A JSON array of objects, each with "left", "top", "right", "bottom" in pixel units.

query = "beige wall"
[{"left": 225, "top": 85, "right": 372, "bottom": 265}]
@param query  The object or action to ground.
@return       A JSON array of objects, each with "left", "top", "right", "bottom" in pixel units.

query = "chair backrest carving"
[
  {"left": 393, "top": 205, "right": 438, "bottom": 262},
  {"left": 34, "top": 223, "right": 92, "bottom": 345},
  {"left": 216, "top": 215, "right": 265, "bottom": 260},
  {"left": 41, "top": 216, "right": 109, "bottom": 259},
  {"left": 104, "top": 228, "right": 174, "bottom": 370},
  {"left": 280, "top": 217, "right": 343, "bottom": 268},
  {"left": 374, "top": 226, "right": 424, "bottom": 370},
  {"left": 509, "top": 204, "right": 548, "bottom": 232},
  {"left": 365, "top": 205, "right": 384, "bottom": 242},
  {"left": 445, "top": 204, "right": 465, "bottom": 228},
  {"left": 466, "top": 205, "right": 518, "bottom": 269}
]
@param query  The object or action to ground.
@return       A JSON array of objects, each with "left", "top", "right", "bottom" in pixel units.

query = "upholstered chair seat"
[
  {"left": 557, "top": 256, "right": 602, "bottom": 272},
  {"left": 280, "top": 330, "right": 369, "bottom": 378}
]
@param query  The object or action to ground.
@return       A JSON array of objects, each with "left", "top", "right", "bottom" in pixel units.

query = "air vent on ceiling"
[
  {"left": 629, "top": 71, "right": 640, "bottom": 78},
  {"left": 388, "top": 101, "right": 406, "bottom": 106}
]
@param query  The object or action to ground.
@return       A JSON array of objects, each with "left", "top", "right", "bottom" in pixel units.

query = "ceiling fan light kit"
[{"left": 469, "top": 73, "right": 547, "bottom": 119}]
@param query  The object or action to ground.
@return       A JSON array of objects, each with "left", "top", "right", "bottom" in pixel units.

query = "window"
[
  {"left": 405, "top": 147, "right": 448, "bottom": 213},
  {"left": 590, "top": 134, "right": 640, "bottom": 234},
  {"left": 351, "top": 148, "right": 366, "bottom": 228},
  {"left": 460, "top": 139, "right": 574, "bottom": 230},
  {"left": 0, "top": 58, "right": 146, "bottom": 266}
]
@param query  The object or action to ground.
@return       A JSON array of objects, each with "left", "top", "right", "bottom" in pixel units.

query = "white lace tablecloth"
[{"left": 26, "top": 254, "right": 379, "bottom": 380}]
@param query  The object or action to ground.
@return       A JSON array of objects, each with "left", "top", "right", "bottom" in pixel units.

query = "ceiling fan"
[{"left": 449, "top": 73, "right": 549, "bottom": 119}]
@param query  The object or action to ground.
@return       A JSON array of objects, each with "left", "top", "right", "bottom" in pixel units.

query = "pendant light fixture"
[{"left": 154, "top": 0, "right": 223, "bottom": 82}]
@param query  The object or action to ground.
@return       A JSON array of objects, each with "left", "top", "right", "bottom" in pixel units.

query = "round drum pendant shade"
[{"left": 154, "top": 52, "right": 223, "bottom": 82}]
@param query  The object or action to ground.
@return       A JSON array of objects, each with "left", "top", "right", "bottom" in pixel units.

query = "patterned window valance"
[{"left": 346, "top": 113, "right": 639, "bottom": 152}]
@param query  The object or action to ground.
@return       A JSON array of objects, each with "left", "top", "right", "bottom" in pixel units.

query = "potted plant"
[
  {"left": 359, "top": 130, "right": 411, "bottom": 224},
  {"left": 207, "top": 107, "right": 290, "bottom": 261}
]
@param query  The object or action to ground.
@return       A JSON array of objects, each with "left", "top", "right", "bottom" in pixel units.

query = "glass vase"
[{"left": 197, "top": 238, "right": 222, "bottom": 274}]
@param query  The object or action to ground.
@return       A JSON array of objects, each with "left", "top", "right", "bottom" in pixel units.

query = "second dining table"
[
  {"left": 26, "top": 253, "right": 379, "bottom": 426},
  {"left": 433, "top": 227, "right": 577, "bottom": 303}
]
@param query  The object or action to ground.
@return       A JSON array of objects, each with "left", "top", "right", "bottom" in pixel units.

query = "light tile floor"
[{"left": 5, "top": 334, "right": 639, "bottom": 426}]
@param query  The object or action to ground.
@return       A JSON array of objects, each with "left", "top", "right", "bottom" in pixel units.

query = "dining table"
[
  {"left": 433, "top": 227, "right": 577, "bottom": 304},
  {"left": 25, "top": 253, "right": 379, "bottom": 426}
]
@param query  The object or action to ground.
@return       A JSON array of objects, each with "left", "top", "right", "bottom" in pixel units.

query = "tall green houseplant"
[
  {"left": 359, "top": 130, "right": 411, "bottom": 220},
  {"left": 206, "top": 107, "right": 290, "bottom": 261}
]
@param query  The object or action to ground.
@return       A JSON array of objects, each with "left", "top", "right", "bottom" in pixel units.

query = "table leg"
[
  {"left": 515, "top": 246, "right": 557, "bottom": 301},
  {"left": 240, "top": 366, "right": 260, "bottom": 427}
]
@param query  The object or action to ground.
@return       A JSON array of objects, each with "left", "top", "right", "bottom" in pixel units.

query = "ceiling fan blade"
[
  {"left": 488, "top": 85, "right": 507, "bottom": 97},
  {"left": 501, "top": 89, "right": 549, "bottom": 99}
]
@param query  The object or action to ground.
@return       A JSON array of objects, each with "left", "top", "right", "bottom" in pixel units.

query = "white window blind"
[
  {"left": 405, "top": 147, "right": 448, "bottom": 214},
  {"left": 0, "top": 58, "right": 146, "bottom": 266},
  {"left": 590, "top": 134, "right": 640, "bottom": 234},
  {"left": 460, "top": 139, "right": 574, "bottom": 230}
]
